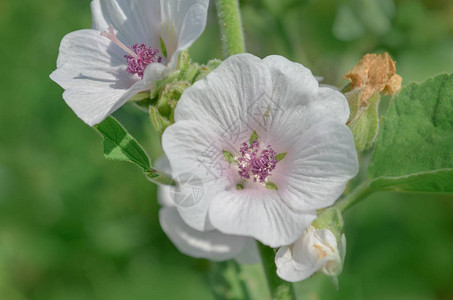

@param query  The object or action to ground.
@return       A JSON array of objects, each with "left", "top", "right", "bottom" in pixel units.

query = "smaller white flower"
[
  {"left": 156, "top": 157, "right": 259, "bottom": 263},
  {"left": 50, "top": 0, "right": 209, "bottom": 126},
  {"left": 275, "top": 227, "right": 346, "bottom": 283}
]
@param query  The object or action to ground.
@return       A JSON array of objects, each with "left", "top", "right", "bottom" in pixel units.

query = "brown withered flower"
[{"left": 344, "top": 53, "right": 402, "bottom": 104}]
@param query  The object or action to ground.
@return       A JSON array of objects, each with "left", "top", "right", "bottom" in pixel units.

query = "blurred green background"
[{"left": 0, "top": 0, "right": 452, "bottom": 299}]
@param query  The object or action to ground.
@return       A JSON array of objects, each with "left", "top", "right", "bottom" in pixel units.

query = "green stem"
[
  {"left": 257, "top": 242, "right": 297, "bottom": 300},
  {"left": 215, "top": 0, "right": 245, "bottom": 57},
  {"left": 335, "top": 181, "right": 374, "bottom": 213}
]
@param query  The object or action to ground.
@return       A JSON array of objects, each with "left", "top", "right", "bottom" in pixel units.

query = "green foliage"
[
  {"left": 369, "top": 74, "right": 453, "bottom": 192},
  {"left": 94, "top": 116, "right": 151, "bottom": 172}
]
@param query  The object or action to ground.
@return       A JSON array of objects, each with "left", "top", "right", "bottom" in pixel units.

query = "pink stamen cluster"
[
  {"left": 125, "top": 44, "right": 162, "bottom": 79},
  {"left": 238, "top": 140, "right": 278, "bottom": 183}
]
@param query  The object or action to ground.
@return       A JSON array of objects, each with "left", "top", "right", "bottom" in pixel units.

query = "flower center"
[
  {"left": 238, "top": 140, "right": 278, "bottom": 183},
  {"left": 101, "top": 25, "right": 162, "bottom": 79}
]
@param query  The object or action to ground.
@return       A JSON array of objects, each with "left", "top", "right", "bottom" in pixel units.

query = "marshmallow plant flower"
[
  {"left": 156, "top": 157, "right": 259, "bottom": 262},
  {"left": 50, "top": 0, "right": 209, "bottom": 126},
  {"left": 162, "top": 54, "right": 359, "bottom": 248},
  {"left": 275, "top": 227, "right": 346, "bottom": 283}
]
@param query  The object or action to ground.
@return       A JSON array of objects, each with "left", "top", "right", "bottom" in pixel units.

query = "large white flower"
[
  {"left": 162, "top": 54, "right": 358, "bottom": 247},
  {"left": 50, "top": 0, "right": 209, "bottom": 126},
  {"left": 275, "top": 227, "right": 346, "bottom": 282},
  {"left": 156, "top": 157, "right": 259, "bottom": 262}
]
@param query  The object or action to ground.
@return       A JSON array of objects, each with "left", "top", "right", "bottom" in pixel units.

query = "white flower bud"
[{"left": 275, "top": 226, "right": 346, "bottom": 283}]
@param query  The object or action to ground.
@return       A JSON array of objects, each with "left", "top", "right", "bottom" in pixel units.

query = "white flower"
[
  {"left": 50, "top": 0, "right": 209, "bottom": 126},
  {"left": 275, "top": 227, "right": 346, "bottom": 282},
  {"left": 162, "top": 53, "right": 359, "bottom": 247},
  {"left": 156, "top": 156, "right": 259, "bottom": 263}
]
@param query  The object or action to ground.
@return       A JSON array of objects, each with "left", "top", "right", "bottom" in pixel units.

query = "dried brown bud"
[{"left": 344, "top": 53, "right": 402, "bottom": 104}]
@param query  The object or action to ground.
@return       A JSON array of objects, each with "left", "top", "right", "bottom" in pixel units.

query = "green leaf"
[
  {"left": 249, "top": 130, "right": 258, "bottom": 144},
  {"left": 223, "top": 150, "right": 236, "bottom": 164},
  {"left": 275, "top": 152, "right": 287, "bottom": 161},
  {"left": 264, "top": 182, "right": 278, "bottom": 190},
  {"left": 369, "top": 74, "right": 453, "bottom": 193},
  {"left": 94, "top": 116, "right": 151, "bottom": 172}
]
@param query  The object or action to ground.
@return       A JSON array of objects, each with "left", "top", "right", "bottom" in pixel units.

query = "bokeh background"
[{"left": 1, "top": 0, "right": 453, "bottom": 299}]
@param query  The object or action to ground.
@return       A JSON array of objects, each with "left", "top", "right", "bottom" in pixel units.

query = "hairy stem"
[
  {"left": 257, "top": 242, "right": 297, "bottom": 300},
  {"left": 215, "top": 0, "right": 245, "bottom": 57}
]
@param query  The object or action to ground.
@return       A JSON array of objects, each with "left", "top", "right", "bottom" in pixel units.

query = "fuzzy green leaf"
[
  {"left": 369, "top": 74, "right": 453, "bottom": 193},
  {"left": 94, "top": 116, "right": 150, "bottom": 172}
]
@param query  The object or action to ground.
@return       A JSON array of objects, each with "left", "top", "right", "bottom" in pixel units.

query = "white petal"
[
  {"left": 273, "top": 121, "right": 358, "bottom": 211},
  {"left": 154, "top": 155, "right": 171, "bottom": 174},
  {"left": 263, "top": 55, "right": 319, "bottom": 107},
  {"left": 209, "top": 189, "right": 317, "bottom": 248},
  {"left": 50, "top": 29, "right": 143, "bottom": 125},
  {"left": 235, "top": 238, "right": 261, "bottom": 265},
  {"left": 275, "top": 245, "right": 321, "bottom": 282},
  {"left": 157, "top": 185, "right": 175, "bottom": 208},
  {"left": 162, "top": 121, "right": 233, "bottom": 231},
  {"left": 160, "top": 0, "right": 209, "bottom": 67},
  {"left": 61, "top": 83, "right": 144, "bottom": 126},
  {"left": 263, "top": 55, "right": 349, "bottom": 125},
  {"left": 159, "top": 207, "right": 246, "bottom": 261},
  {"left": 174, "top": 54, "right": 273, "bottom": 137},
  {"left": 91, "top": 0, "right": 161, "bottom": 47}
]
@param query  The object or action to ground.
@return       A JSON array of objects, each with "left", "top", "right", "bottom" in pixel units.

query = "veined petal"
[
  {"left": 162, "top": 0, "right": 209, "bottom": 68},
  {"left": 174, "top": 54, "right": 273, "bottom": 138},
  {"left": 50, "top": 29, "right": 145, "bottom": 126},
  {"left": 162, "top": 121, "right": 234, "bottom": 231},
  {"left": 263, "top": 55, "right": 349, "bottom": 125},
  {"left": 275, "top": 245, "right": 323, "bottom": 282},
  {"left": 159, "top": 207, "right": 246, "bottom": 261},
  {"left": 91, "top": 0, "right": 161, "bottom": 47},
  {"left": 276, "top": 228, "right": 343, "bottom": 282},
  {"left": 209, "top": 189, "right": 317, "bottom": 248},
  {"left": 61, "top": 83, "right": 144, "bottom": 126},
  {"left": 263, "top": 55, "right": 319, "bottom": 108},
  {"left": 274, "top": 121, "right": 358, "bottom": 211},
  {"left": 261, "top": 56, "right": 350, "bottom": 148}
]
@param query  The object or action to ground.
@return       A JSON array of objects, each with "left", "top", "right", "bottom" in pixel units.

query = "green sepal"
[
  {"left": 149, "top": 106, "right": 171, "bottom": 135},
  {"left": 158, "top": 81, "right": 191, "bottom": 117},
  {"left": 312, "top": 207, "right": 344, "bottom": 241},
  {"left": 223, "top": 150, "right": 236, "bottom": 164},
  {"left": 145, "top": 170, "right": 175, "bottom": 186},
  {"left": 264, "top": 182, "right": 278, "bottom": 190},
  {"left": 159, "top": 37, "right": 168, "bottom": 58},
  {"left": 129, "top": 91, "right": 151, "bottom": 102},
  {"left": 195, "top": 59, "right": 222, "bottom": 81},
  {"left": 346, "top": 90, "right": 380, "bottom": 151},
  {"left": 249, "top": 130, "right": 259, "bottom": 144},
  {"left": 275, "top": 152, "right": 287, "bottom": 161},
  {"left": 94, "top": 116, "right": 151, "bottom": 172}
]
